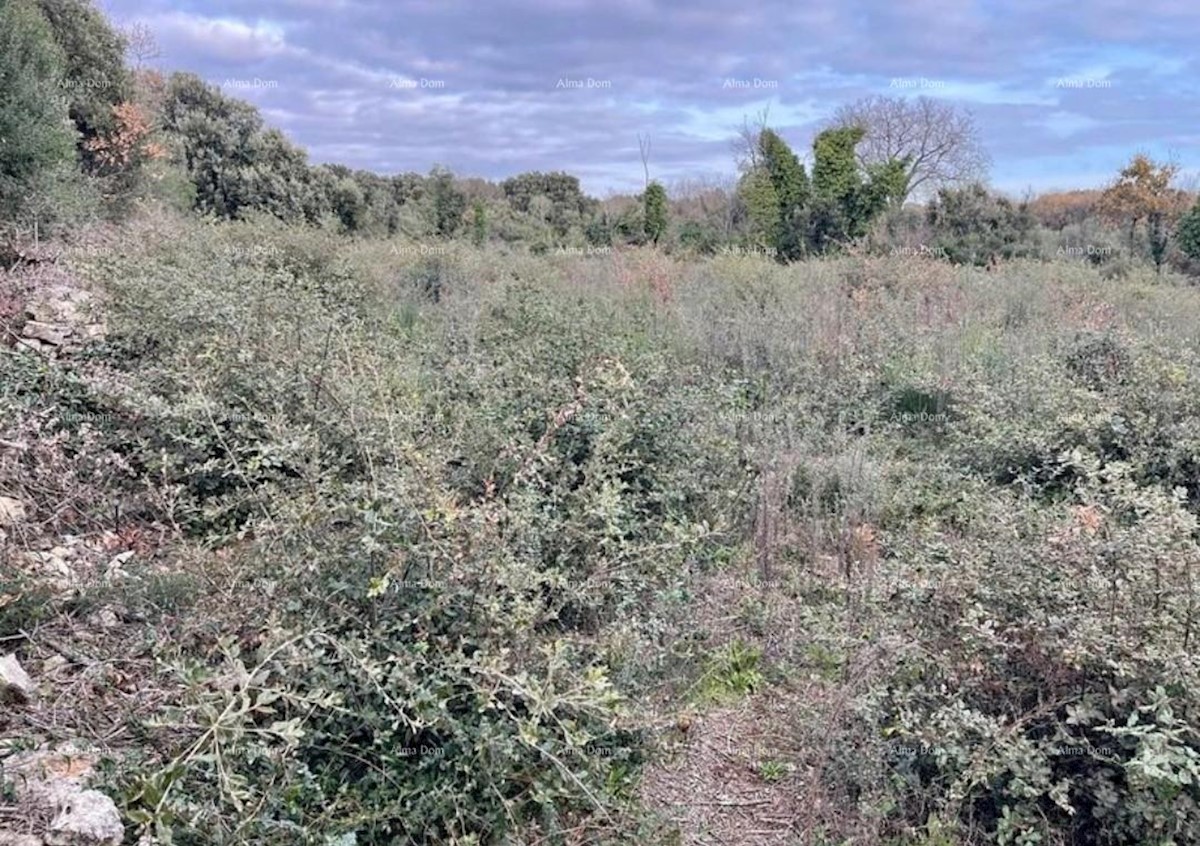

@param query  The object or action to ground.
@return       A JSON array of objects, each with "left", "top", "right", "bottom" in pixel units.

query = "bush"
[{"left": 926, "top": 183, "right": 1041, "bottom": 266}]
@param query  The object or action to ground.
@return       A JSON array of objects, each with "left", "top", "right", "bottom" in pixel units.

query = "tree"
[
  {"left": 1178, "top": 199, "right": 1200, "bottom": 264},
  {"left": 807, "top": 126, "right": 900, "bottom": 251},
  {"left": 162, "top": 72, "right": 266, "bottom": 217},
  {"left": 0, "top": 0, "right": 77, "bottom": 236},
  {"left": 471, "top": 200, "right": 487, "bottom": 247},
  {"left": 638, "top": 133, "right": 651, "bottom": 188},
  {"left": 35, "top": 0, "right": 131, "bottom": 175},
  {"left": 121, "top": 21, "right": 160, "bottom": 69},
  {"left": 735, "top": 123, "right": 903, "bottom": 257},
  {"left": 330, "top": 176, "right": 365, "bottom": 231},
  {"left": 429, "top": 167, "right": 465, "bottom": 237},
  {"left": 499, "top": 171, "right": 595, "bottom": 243},
  {"left": 759, "top": 130, "right": 808, "bottom": 212},
  {"left": 828, "top": 95, "right": 989, "bottom": 202},
  {"left": 738, "top": 167, "right": 779, "bottom": 249},
  {"left": 732, "top": 107, "right": 772, "bottom": 172},
  {"left": 758, "top": 129, "right": 810, "bottom": 258},
  {"left": 161, "top": 72, "right": 314, "bottom": 223},
  {"left": 1027, "top": 189, "right": 1104, "bottom": 230},
  {"left": 734, "top": 127, "right": 809, "bottom": 256},
  {"left": 1099, "top": 154, "right": 1190, "bottom": 274},
  {"left": 643, "top": 181, "right": 668, "bottom": 244}
]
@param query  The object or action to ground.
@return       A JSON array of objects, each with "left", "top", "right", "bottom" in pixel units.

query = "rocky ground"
[{"left": 2, "top": 253, "right": 129, "bottom": 846}]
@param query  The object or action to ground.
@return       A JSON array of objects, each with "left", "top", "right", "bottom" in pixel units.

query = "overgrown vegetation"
[
  {"left": 7, "top": 221, "right": 1200, "bottom": 844},
  {"left": 4, "top": 2, "right": 1200, "bottom": 844}
]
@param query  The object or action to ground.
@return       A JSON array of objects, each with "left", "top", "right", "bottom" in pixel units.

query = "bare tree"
[
  {"left": 637, "top": 133, "right": 651, "bottom": 188},
  {"left": 669, "top": 174, "right": 740, "bottom": 239},
  {"left": 731, "top": 105, "right": 772, "bottom": 172},
  {"left": 828, "top": 95, "right": 989, "bottom": 203},
  {"left": 123, "top": 22, "right": 161, "bottom": 68}
]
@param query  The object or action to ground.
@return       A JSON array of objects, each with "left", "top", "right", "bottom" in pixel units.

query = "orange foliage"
[
  {"left": 1098, "top": 155, "right": 1191, "bottom": 225},
  {"left": 84, "top": 101, "right": 166, "bottom": 171},
  {"left": 1027, "top": 189, "right": 1104, "bottom": 230}
]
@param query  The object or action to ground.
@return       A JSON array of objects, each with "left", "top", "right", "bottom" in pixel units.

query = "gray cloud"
[{"left": 99, "top": 0, "right": 1198, "bottom": 195}]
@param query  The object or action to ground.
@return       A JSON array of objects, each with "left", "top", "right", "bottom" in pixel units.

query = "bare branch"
[
  {"left": 731, "top": 105, "right": 772, "bottom": 173},
  {"left": 122, "top": 21, "right": 161, "bottom": 68},
  {"left": 828, "top": 95, "right": 990, "bottom": 202},
  {"left": 637, "top": 133, "right": 651, "bottom": 189}
]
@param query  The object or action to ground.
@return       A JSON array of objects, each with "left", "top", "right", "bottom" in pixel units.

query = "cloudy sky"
[{"left": 98, "top": 0, "right": 1199, "bottom": 197}]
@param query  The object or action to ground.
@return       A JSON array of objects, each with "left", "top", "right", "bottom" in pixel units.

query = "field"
[{"left": 5, "top": 213, "right": 1200, "bottom": 844}]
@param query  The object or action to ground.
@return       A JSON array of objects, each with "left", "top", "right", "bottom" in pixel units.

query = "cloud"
[
  {"left": 99, "top": 0, "right": 1197, "bottom": 196},
  {"left": 142, "top": 11, "right": 290, "bottom": 63}
]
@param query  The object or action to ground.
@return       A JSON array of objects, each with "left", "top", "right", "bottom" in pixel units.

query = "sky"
[{"left": 98, "top": 0, "right": 1200, "bottom": 198}]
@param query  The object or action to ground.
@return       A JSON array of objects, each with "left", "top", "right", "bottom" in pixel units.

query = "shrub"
[{"left": 926, "top": 183, "right": 1041, "bottom": 266}]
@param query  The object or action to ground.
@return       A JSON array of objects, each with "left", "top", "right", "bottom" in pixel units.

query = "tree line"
[{"left": 3, "top": 0, "right": 1200, "bottom": 274}]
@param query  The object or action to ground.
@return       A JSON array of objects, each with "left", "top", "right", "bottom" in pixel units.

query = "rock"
[
  {"left": 15, "top": 337, "right": 50, "bottom": 356},
  {"left": 42, "top": 784, "right": 124, "bottom": 846},
  {"left": 5, "top": 748, "right": 124, "bottom": 846},
  {"left": 0, "top": 497, "right": 26, "bottom": 526},
  {"left": 25, "top": 300, "right": 60, "bottom": 324},
  {"left": 104, "top": 551, "right": 134, "bottom": 581},
  {"left": 25, "top": 291, "right": 89, "bottom": 326},
  {"left": 89, "top": 609, "right": 119, "bottom": 630},
  {"left": 42, "top": 655, "right": 69, "bottom": 676},
  {"left": 22, "top": 321, "right": 68, "bottom": 347},
  {"left": 29, "top": 550, "right": 73, "bottom": 585},
  {"left": 0, "top": 654, "right": 35, "bottom": 704}
]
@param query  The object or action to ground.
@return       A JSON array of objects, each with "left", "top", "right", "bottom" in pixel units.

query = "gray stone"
[
  {"left": 0, "top": 497, "right": 26, "bottom": 526},
  {"left": 22, "top": 322, "right": 68, "bottom": 347},
  {"left": 42, "top": 784, "right": 124, "bottom": 846},
  {"left": 16, "top": 337, "right": 54, "bottom": 356},
  {"left": 0, "top": 654, "right": 35, "bottom": 704}
]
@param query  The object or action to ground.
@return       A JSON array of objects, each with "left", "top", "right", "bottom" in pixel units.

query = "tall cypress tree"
[
  {"left": 643, "top": 181, "right": 668, "bottom": 245},
  {"left": 758, "top": 129, "right": 809, "bottom": 258}
]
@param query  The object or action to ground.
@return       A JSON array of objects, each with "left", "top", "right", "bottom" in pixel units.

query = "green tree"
[
  {"left": 471, "top": 200, "right": 487, "bottom": 247},
  {"left": 643, "top": 181, "right": 668, "bottom": 245},
  {"left": 738, "top": 167, "right": 780, "bottom": 250},
  {"left": 760, "top": 129, "right": 808, "bottom": 214},
  {"left": 429, "top": 167, "right": 465, "bottom": 237},
  {"left": 808, "top": 127, "right": 868, "bottom": 252},
  {"left": 35, "top": 0, "right": 131, "bottom": 174},
  {"left": 1178, "top": 199, "right": 1200, "bottom": 264},
  {"left": 330, "top": 176, "right": 365, "bottom": 232},
  {"left": 245, "top": 128, "right": 313, "bottom": 224},
  {"left": 162, "top": 72, "right": 266, "bottom": 218},
  {"left": 805, "top": 126, "right": 907, "bottom": 252},
  {"left": 162, "top": 73, "right": 314, "bottom": 223},
  {"left": 812, "top": 127, "right": 865, "bottom": 202},
  {"left": 0, "top": 0, "right": 78, "bottom": 235},
  {"left": 758, "top": 129, "right": 809, "bottom": 258},
  {"left": 501, "top": 171, "right": 594, "bottom": 242}
]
